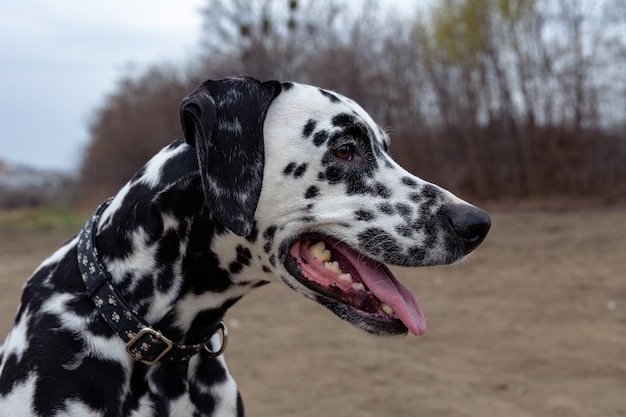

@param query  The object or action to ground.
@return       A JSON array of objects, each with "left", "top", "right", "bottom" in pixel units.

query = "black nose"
[{"left": 445, "top": 204, "right": 491, "bottom": 253}]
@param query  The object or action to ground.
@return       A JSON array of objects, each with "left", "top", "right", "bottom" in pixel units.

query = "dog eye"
[{"left": 333, "top": 144, "right": 354, "bottom": 161}]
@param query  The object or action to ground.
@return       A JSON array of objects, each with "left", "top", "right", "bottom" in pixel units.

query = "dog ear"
[{"left": 180, "top": 77, "right": 281, "bottom": 237}]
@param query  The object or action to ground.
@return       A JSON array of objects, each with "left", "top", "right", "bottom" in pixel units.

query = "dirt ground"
[{"left": 0, "top": 204, "right": 624, "bottom": 417}]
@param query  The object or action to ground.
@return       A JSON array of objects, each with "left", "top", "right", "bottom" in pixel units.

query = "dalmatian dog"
[{"left": 0, "top": 77, "right": 490, "bottom": 416}]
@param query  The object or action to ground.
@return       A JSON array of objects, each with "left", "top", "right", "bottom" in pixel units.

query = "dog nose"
[{"left": 445, "top": 204, "right": 491, "bottom": 253}]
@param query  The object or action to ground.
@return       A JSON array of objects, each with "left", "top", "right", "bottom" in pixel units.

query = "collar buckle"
[{"left": 126, "top": 327, "right": 174, "bottom": 365}]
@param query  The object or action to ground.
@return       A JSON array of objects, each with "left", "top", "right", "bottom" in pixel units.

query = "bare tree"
[{"left": 78, "top": 65, "right": 190, "bottom": 205}]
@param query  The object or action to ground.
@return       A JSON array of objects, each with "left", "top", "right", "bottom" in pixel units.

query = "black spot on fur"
[
  {"left": 402, "top": 176, "right": 418, "bottom": 188},
  {"left": 156, "top": 176, "right": 207, "bottom": 221},
  {"left": 187, "top": 303, "right": 239, "bottom": 345},
  {"left": 269, "top": 255, "right": 276, "bottom": 267},
  {"left": 322, "top": 164, "right": 380, "bottom": 197},
  {"left": 236, "top": 245, "right": 252, "bottom": 264},
  {"left": 237, "top": 392, "right": 245, "bottom": 417},
  {"left": 313, "top": 130, "right": 329, "bottom": 147},
  {"left": 263, "top": 226, "right": 277, "bottom": 240},
  {"left": 0, "top": 352, "right": 31, "bottom": 395},
  {"left": 29, "top": 317, "right": 126, "bottom": 415},
  {"left": 183, "top": 217, "right": 233, "bottom": 294},
  {"left": 409, "top": 192, "right": 422, "bottom": 203},
  {"left": 263, "top": 226, "right": 277, "bottom": 253},
  {"left": 373, "top": 182, "right": 391, "bottom": 198},
  {"left": 150, "top": 358, "right": 188, "bottom": 398},
  {"left": 262, "top": 266, "right": 272, "bottom": 273},
  {"left": 158, "top": 144, "right": 201, "bottom": 185},
  {"left": 255, "top": 280, "right": 270, "bottom": 288},
  {"left": 303, "top": 119, "right": 317, "bottom": 138},
  {"left": 246, "top": 221, "right": 259, "bottom": 243},
  {"left": 332, "top": 113, "right": 356, "bottom": 128},
  {"left": 395, "top": 203, "right": 413, "bottom": 219},
  {"left": 319, "top": 88, "right": 340, "bottom": 103},
  {"left": 280, "top": 162, "right": 307, "bottom": 179},
  {"left": 283, "top": 162, "right": 297, "bottom": 175},
  {"left": 293, "top": 163, "right": 307, "bottom": 178},
  {"left": 300, "top": 216, "right": 316, "bottom": 223},
  {"left": 304, "top": 186, "right": 320, "bottom": 199},
  {"left": 407, "top": 246, "right": 427, "bottom": 263},
  {"left": 282, "top": 82, "right": 294, "bottom": 90},
  {"left": 395, "top": 225, "right": 414, "bottom": 238},
  {"left": 324, "top": 166, "right": 343, "bottom": 185},
  {"left": 357, "top": 228, "right": 401, "bottom": 262},
  {"left": 377, "top": 202, "right": 395, "bottom": 215},
  {"left": 229, "top": 261, "right": 243, "bottom": 274},
  {"left": 120, "top": 366, "right": 147, "bottom": 414},
  {"left": 372, "top": 143, "right": 387, "bottom": 160},
  {"left": 155, "top": 267, "right": 177, "bottom": 294},
  {"left": 128, "top": 276, "right": 156, "bottom": 316},
  {"left": 354, "top": 210, "right": 376, "bottom": 221},
  {"left": 154, "top": 231, "right": 181, "bottom": 289},
  {"left": 420, "top": 184, "right": 440, "bottom": 200},
  {"left": 190, "top": 364, "right": 225, "bottom": 410}
]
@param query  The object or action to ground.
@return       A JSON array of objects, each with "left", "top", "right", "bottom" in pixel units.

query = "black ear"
[{"left": 180, "top": 77, "right": 282, "bottom": 237}]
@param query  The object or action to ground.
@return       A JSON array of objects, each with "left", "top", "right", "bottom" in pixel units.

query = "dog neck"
[{"left": 92, "top": 140, "right": 270, "bottom": 346}]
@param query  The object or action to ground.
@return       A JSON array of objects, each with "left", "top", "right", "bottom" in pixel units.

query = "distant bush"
[{"left": 392, "top": 126, "right": 626, "bottom": 200}]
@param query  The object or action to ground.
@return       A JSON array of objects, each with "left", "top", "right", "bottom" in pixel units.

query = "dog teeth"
[
  {"left": 352, "top": 283, "right": 366, "bottom": 291},
  {"left": 310, "top": 241, "right": 355, "bottom": 286},
  {"left": 381, "top": 303, "right": 395, "bottom": 315},
  {"left": 324, "top": 261, "right": 353, "bottom": 283},
  {"left": 324, "top": 261, "right": 341, "bottom": 273},
  {"left": 339, "top": 273, "right": 353, "bottom": 283},
  {"left": 309, "top": 241, "right": 331, "bottom": 262}
]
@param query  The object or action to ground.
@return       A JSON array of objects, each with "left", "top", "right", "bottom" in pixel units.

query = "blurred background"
[
  {"left": 1, "top": 0, "right": 625, "bottom": 208},
  {"left": 0, "top": 1, "right": 625, "bottom": 416}
]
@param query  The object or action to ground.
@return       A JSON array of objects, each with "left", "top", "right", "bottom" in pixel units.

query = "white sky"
[
  {"left": 0, "top": 0, "right": 424, "bottom": 172},
  {"left": 0, "top": 0, "right": 205, "bottom": 171}
]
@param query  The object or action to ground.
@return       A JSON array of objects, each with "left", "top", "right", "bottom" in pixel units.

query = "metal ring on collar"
[{"left": 204, "top": 321, "right": 228, "bottom": 357}]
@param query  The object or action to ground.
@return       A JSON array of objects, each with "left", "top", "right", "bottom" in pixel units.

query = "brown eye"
[{"left": 333, "top": 144, "right": 354, "bottom": 160}]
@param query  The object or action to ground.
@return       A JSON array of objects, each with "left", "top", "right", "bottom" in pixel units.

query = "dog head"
[{"left": 181, "top": 77, "right": 490, "bottom": 336}]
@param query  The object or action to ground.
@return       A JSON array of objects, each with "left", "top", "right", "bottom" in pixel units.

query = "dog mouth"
[{"left": 285, "top": 236, "right": 426, "bottom": 336}]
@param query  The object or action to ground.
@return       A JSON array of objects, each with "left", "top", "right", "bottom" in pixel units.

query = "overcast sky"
[{"left": 0, "top": 0, "right": 205, "bottom": 172}]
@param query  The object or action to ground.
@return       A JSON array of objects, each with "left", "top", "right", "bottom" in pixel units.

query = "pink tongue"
[
  {"left": 357, "top": 264, "right": 426, "bottom": 335},
  {"left": 340, "top": 247, "right": 427, "bottom": 336}
]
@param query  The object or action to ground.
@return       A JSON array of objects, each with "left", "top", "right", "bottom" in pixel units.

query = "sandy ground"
[{"left": 0, "top": 204, "right": 624, "bottom": 417}]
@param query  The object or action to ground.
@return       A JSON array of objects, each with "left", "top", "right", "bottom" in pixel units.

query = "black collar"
[{"left": 76, "top": 198, "right": 227, "bottom": 365}]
